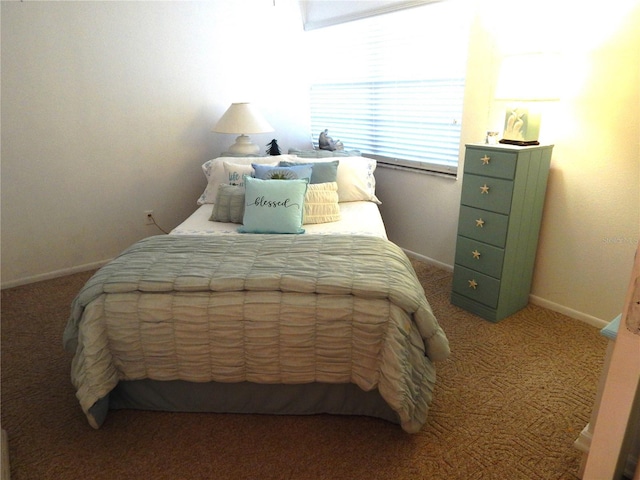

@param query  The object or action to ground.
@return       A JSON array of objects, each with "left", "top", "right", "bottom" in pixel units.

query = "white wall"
[
  {"left": 379, "top": 0, "right": 640, "bottom": 325},
  {"left": 1, "top": 0, "right": 311, "bottom": 285},
  {"left": 524, "top": 1, "right": 640, "bottom": 325},
  {"left": 2, "top": 0, "right": 638, "bottom": 326}
]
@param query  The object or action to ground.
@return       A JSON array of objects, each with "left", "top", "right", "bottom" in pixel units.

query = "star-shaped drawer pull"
[
  {"left": 481, "top": 155, "right": 490, "bottom": 165},
  {"left": 468, "top": 279, "right": 478, "bottom": 289},
  {"left": 475, "top": 218, "right": 485, "bottom": 228},
  {"left": 472, "top": 249, "right": 481, "bottom": 259},
  {"left": 480, "top": 184, "right": 490, "bottom": 194}
]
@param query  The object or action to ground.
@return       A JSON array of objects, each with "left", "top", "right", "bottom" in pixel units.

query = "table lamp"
[
  {"left": 213, "top": 102, "right": 274, "bottom": 155},
  {"left": 495, "top": 53, "right": 560, "bottom": 146}
]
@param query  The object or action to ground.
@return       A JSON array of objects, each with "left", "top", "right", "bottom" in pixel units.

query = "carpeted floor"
[{"left": 1, "top": 260, "right": 608, "bottom": 480}]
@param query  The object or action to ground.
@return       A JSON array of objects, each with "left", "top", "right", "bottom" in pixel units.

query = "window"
[{"left": 306, "top": 0, "right": 470, "bottom": 175}]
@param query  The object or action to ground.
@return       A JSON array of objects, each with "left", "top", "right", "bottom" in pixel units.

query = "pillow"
[
  {"left": 279, "top": 160, "right": 339, "bottom": 184},
  {"left": 223, "top": 162, "right": 253, "bottom": 188},
  {"left": 198, "top": 156, "right": 295, "bottom": 205},
  {"left": 303, "top": 182, "right": 341, "bottom": 224},
  {"left": 252, "top": 164, "right": 313, "bottom": 181},
  {"left": 209, "top": 184, "right": 245, "bottom": 223},
  {"left": 287, "top": 148, "right": 362, "bottom": 158},
  {"left": 274, "top": 156, "right": 379, "bottom": 203},
  {"left": 336, "top": 157, "right": 380, "bottom": 203},
  {"left": 238, "top": 176, "right": 308, "bottom": 234}
]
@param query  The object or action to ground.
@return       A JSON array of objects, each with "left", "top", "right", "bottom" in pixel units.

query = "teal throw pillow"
[
  {"left": 252, "top": 164, "right": 313, "bottom": 181},
  {"left": 238, "top": 176, "right": 308, "bottom": 234},
  {"left": 279, "top": 160, "right": 339, "bottom": 184}
]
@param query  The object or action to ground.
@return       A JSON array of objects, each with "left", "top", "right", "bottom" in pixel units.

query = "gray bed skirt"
[{"left": 89, "top": 381, "right": 400, "bottom": 427}]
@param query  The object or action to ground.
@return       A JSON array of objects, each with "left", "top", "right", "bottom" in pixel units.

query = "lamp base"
[
  {"left": 499, "top": 139, "right": 540, "bottom": 146},
  {"left": 227, "top": 134, "right": 260, "bottom": 155}
]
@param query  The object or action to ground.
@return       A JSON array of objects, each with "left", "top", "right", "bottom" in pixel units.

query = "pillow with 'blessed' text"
[{"left": 238, "top": 176, "right": 308, "bottom": 234}]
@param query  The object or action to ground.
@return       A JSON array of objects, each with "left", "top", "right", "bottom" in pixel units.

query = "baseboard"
[
  {"left": 402, "top": 248, "right": 454, "bottom": 272},
  {"left": 529, "top": 295, "right": 609, "bottom": 329},
  {"left": 574, "top": 423, "right": 593, "bottom": 453},
  {"left": 400, "top": 251, "right": 608, "bottom": 328},
  {"left": 0, "top": 259, "right": 110, "bottom": 290}
]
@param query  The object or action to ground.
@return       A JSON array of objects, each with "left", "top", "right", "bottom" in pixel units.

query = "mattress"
[{"left": 170, "top": 201, "right": 388, "bottom": 238}]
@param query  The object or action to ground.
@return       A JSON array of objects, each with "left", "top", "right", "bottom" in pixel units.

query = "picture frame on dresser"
[{"left": 451, "top": 143, "right": 554, "bottom": 322}]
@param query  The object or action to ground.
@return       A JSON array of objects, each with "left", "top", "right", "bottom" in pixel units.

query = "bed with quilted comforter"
[{"left": 63, "top": 154, "right": 450, "bottom": 433}]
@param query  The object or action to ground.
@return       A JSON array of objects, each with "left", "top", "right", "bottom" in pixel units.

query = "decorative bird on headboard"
[{"left": 319, "top": 129, "right": 344, "bottom": 151}]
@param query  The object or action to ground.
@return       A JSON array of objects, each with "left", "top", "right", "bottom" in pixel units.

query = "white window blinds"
[{"left": 306, "top": 0, "right": 470, "bottom": 175}]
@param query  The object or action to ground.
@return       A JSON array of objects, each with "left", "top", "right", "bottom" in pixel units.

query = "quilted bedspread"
[{"left": 64, "top": 234, "right": 450, "bottom": 433}]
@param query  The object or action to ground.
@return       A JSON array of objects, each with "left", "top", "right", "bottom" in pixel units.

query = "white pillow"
[
  {"left": 223, "top": 162, "right": 254, "bottom": 188},
  {"left": 197, "top": 156, "right": 296, "bottom": 205},
  {"left": 336, "top": 156, "right": 380, "bottom": 203},
  {"left": 275, "top": 156, "right": 380, "bottom": 204}
]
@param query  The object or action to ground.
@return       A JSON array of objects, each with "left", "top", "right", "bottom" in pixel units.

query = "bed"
[{"left": 63, "top": 154, "right": 450, "bottom": 433}]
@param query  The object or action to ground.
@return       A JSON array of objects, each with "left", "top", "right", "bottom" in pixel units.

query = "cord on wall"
[{"left": 147, "top": 213, "right": 169, "bottom": 235}]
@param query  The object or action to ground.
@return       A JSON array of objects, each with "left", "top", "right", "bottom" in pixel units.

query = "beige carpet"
[{"left": 1, "top": 260, "right": 608, "bottom": 480}]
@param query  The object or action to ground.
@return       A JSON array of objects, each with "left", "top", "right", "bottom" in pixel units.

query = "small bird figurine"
[{"left": 318, "top": 129, "right": 343, "bottom": 151}]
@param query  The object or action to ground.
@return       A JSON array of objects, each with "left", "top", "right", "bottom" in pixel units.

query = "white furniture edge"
[
  {"left": 581, "top": 247, "right": 640, "bottom": 480},
  {"left": 1, "top": 428, "right": 10, "bottom": 480},
  {"left": 574, "top": 318, "right": 639, "bottom": 479}
]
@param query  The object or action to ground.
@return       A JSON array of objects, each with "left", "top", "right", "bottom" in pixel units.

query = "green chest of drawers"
[{"left": 451, "top": 143, "right": 553, "bottom": 322}]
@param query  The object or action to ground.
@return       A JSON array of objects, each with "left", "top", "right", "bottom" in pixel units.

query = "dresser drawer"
[
  {"left": 457, "top": 205, "right": 509, "bottom": 248},
  {"left": 454, "top": 236, "right": 505, "bottom": 279},
  {"left": 464, "top": 147, "right": 517, "bottom": 180},
  {"left": 461, "top": 174, "right": 514, "bottom": 215},
  {"left": 452, "top": 265, "right": 500, "bottom": 309}
]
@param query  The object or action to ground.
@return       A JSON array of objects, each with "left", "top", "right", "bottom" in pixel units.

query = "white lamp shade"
[
  {"left": 495, "top": 53, "right": 561, "bottom": 101},
  {"left": 495, "top": 52, "right": 560, "bottom": 145},
  {"left": 213, "top": 102, "right": 274, "bottom": 134}
]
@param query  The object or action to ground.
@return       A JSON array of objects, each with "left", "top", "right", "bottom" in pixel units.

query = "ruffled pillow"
[{"left": 303, "top": 182, "right": 340, "bottom": 224}]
